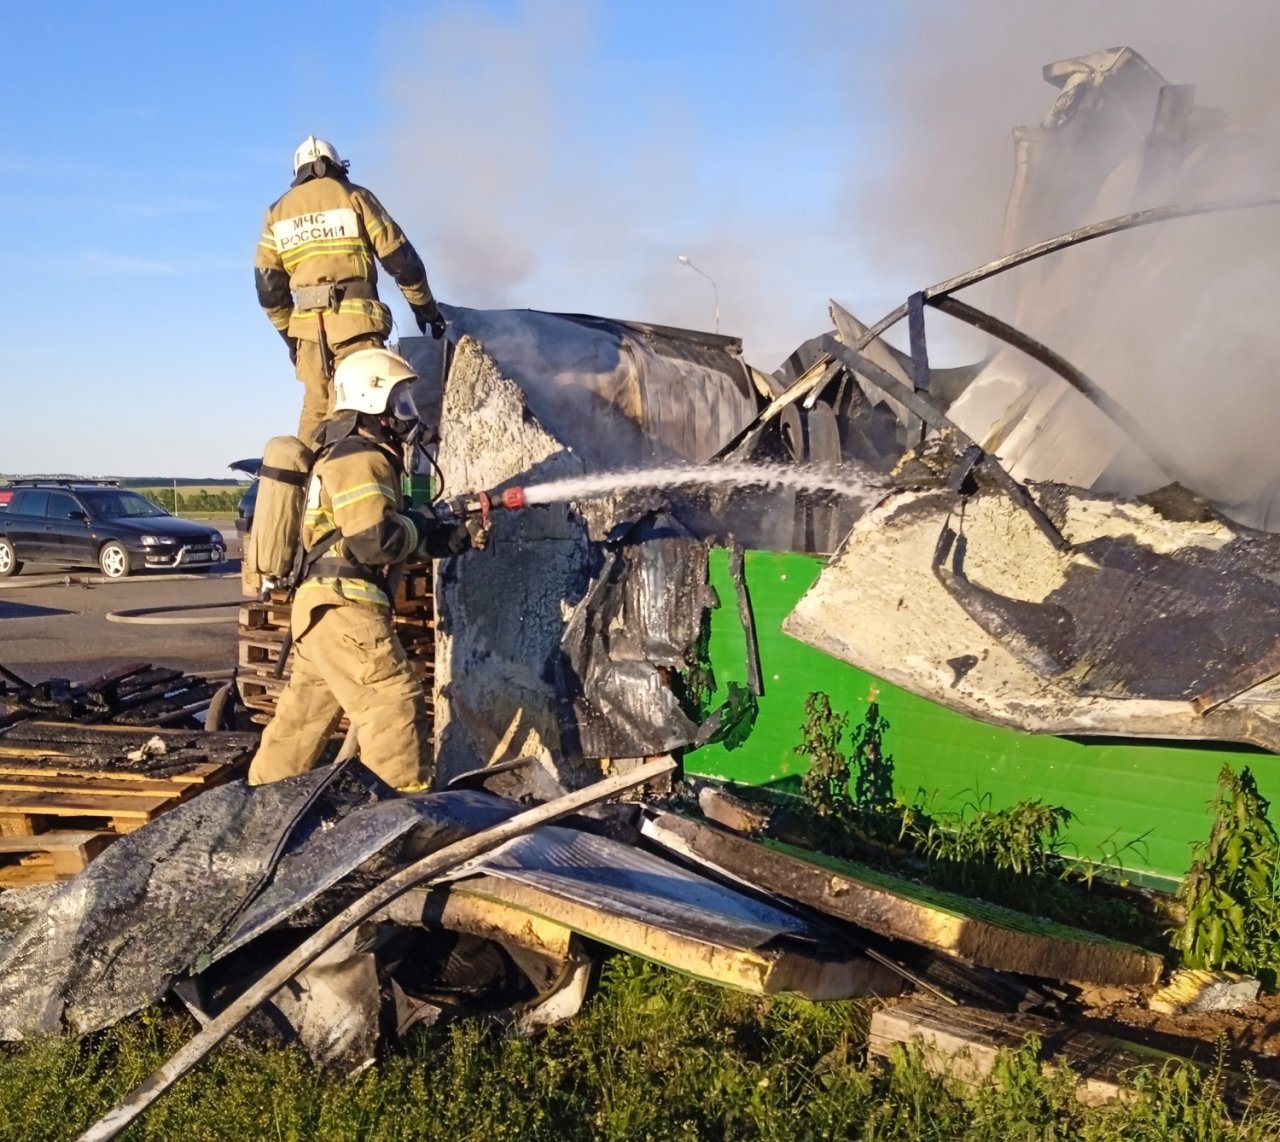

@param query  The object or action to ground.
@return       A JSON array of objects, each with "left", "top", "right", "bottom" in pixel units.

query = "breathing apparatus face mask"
[{"left": 385, "top": 384, "right": 422, "bottom": 447}]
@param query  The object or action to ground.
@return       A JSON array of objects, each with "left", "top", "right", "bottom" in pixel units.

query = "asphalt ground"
[{"left": 0, "top": 528, "right": 244, "bottom": 684}]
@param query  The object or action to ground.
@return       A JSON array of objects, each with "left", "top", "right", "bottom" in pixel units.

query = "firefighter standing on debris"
[
  {"left": 247, "top": 348, "right": 486, "bottom": 790},
  {"left": 255, "top": 135, "right": 447, "bottom": 444}
]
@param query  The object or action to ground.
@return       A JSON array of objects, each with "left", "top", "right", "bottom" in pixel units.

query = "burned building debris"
[{"left": 9, "top": 41, "right": 1280, "bottom": 1134}]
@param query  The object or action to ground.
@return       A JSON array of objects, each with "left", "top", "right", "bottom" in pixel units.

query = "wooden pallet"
[
  {"left": 236, "top": 561, "right": 437, "bottom": 729},
  {"left": 0, "top": 765, "right": 224, "bottom": 836},
  {"left": 0, "top": 831, "right": 116, "bottom": 889},
  {"left": 0, "top": 730, "right": 253, "bottom": 887}
]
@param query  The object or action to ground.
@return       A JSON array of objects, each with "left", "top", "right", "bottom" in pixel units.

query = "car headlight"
[
  {"left": 140, "top": 535, "right": 160, "bottom": 546},
  {"left": 209, "top": 532, "right": 225, "bottom": 546}
]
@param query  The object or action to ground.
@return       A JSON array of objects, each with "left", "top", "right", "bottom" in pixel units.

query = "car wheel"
[
  {"left": 0, "top": 538, "right": 22, "bottom": 577},
  {"left": 99, "top": 541, "right": 133, "bottom": 579}
]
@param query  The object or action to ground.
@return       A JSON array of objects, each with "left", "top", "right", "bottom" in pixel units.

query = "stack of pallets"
[
  {"left": 236, "top": 561, "right": 436, "bottom": 728},
  {"left": 0, "top": 722, "right": 256, "bottom": 888}
]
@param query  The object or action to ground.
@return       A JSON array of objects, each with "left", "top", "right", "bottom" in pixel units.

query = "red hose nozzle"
[{"left": 500, "top": 487, "right": 527, "bottom": 510}]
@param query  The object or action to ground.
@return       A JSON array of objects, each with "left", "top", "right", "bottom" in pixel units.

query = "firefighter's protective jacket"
[
  {"left": 294, "top": 436, "right": 418, "bottom": 626},
  {"left": 293, "top": 432, "right": 464, "bottom": 631},
  {"left": 255, "top": 173, "right": 436, "bottom": 345}
]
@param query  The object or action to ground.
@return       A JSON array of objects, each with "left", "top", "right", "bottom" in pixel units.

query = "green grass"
[{"left": 2, "top": 957, "right": 1274, "bottom": 1141}]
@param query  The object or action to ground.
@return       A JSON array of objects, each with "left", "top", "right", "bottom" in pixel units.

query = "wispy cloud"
[
  {"left": 125, "top": 196, "right": 218, "bottom": 219},
  {"left": 73, "top": 249, "right": 241, "bottom": 278}
]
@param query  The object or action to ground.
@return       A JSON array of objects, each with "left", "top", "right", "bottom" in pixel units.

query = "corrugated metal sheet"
[{"left": 461, "top": 825, "right": 818, "bottom": 950}]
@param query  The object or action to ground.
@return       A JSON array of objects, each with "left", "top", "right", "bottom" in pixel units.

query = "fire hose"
[{"left": 105, "top": 601, "right": 240, "bottom": 625}]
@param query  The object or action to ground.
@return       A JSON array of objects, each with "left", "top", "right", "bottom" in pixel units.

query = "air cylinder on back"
[{"left": 249, "top": 435, "right": 314, "bottom": 584}]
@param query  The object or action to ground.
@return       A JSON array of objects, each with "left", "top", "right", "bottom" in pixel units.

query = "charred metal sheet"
[
  {"left": 933, "top": 485, "right": 1280, "bottom": 702},
  {"left": 206, "top": 788, "right": 518, "bottom": 964},
  {"left": 0, "top": 766, "right": 340, "bottom": 1039},
  {"left": 457, "top": 824, "right": 819, "bottom": 951},
  {"left": 0, "top": 764, "right": 522, "bottom": 1043},
  {"left": 268, "top": 929, "right": 382, "bottom": 1074},
  {"left": 557, "top": 513, "right": 712, "bottom": 759}
]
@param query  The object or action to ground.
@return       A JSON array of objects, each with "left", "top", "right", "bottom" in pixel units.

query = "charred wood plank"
[{"left": 642, "top": 811, "right": 1163, "bottom": 986}]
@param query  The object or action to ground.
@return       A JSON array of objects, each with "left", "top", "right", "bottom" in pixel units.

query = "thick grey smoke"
[
  {"left": 376, "top": 1, "right": 1280, "bottom": 521},
  {"left": 825, "top": 2, "right": 1280, "bottom": 522},
  {"left": 374, "top": 0, "right": 879, "bottom": 369}
]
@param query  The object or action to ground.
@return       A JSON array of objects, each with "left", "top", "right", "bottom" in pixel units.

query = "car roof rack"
[{"left": 8, "top": 478, "right": 121, "bottom": 488}]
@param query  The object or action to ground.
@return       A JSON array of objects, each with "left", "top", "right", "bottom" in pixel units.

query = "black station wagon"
[{"left": 0, "top": 481, "right": 226, "bottom": 579}]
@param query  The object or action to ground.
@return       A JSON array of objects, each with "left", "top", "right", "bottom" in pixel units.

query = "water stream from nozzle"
[{"left": 517, "top": 462, "right": 888, "bottom": 510}]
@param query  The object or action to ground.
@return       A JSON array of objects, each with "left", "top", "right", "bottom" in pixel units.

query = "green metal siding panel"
[{"left": 686, "top": 549, "right": 1280, "bottom": 890}]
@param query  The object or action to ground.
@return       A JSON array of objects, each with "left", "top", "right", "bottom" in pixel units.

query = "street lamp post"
[{"left": 676, "top": 254, "right": 719, "bottom": 334}]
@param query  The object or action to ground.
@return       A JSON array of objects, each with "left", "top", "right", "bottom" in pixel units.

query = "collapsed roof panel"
[
  {"left": 784, "top": 478, "right": 1280, "bottom": 751},
  {"left": 433, "top": 307, "right": 760, "bottom": 466}
]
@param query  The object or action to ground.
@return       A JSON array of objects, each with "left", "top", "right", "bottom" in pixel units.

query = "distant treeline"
[
  {"left": 0, "top": 476, "right": 245, "bottom": 488},
  {"left": 142, "top": 488, "right": 243, "bottom": 514},
  {"left": 119, "top": 479, "right": 245, "bottom": 489}
]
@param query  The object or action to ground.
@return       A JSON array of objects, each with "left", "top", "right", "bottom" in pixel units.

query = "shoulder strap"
[{"left": 291, "top": 528, "right": 342, "bottom": 587}]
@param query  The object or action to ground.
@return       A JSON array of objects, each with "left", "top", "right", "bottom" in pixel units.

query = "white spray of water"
[{"left": 519, "top": 462, "right": 888, "bottom": 510}]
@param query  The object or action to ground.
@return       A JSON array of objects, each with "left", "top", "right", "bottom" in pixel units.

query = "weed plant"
[
  {"left": 1176, "top": 766, "right": 1280, "bottom": 985},
  {"left": 796, "top": 692, "right": 1154, "bottom": 943},
  {"left": 2, "top": 956, "right": 1274, "bottom": 1141}
]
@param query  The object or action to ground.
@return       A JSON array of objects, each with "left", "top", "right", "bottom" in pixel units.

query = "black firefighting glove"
[
  {"left": 278, "top": 328, "right": 298, "bottom": 366},
  {"left": 405, "top": 509, "right": 473, "bottom": 558},
  {"left": 412, "top": 302, "right": 447, "bottom": 340}
]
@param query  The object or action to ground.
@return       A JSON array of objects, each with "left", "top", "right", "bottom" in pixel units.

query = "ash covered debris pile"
[{"left": 0, "top": 759, "right": 923, "bottom": 1078}]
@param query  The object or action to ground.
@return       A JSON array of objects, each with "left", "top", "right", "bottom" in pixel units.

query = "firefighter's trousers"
[
  {"left": 295, "top": 333, "right": 386, "bottom": 445},
  {"left": 247, "top": 602, "right": 429, "bottom": 790}
]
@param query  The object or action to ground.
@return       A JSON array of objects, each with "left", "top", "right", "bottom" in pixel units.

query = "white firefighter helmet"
[
  {"left": 293, "top": 135, "right": 344, "bottom": 175},
  {"left": 332, "top": 348, "right": 419, "bottom": 417}
]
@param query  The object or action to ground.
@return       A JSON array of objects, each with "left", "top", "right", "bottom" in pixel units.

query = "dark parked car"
[
  {"left": 0, "top": 480, "right": 226, "bottom": 578},
  {"left": 228, "top": 458, "right": 260, "bottom": 536}
]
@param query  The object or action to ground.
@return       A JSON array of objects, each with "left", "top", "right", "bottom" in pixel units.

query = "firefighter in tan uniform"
[
  {"left": 247, "top": 349, "right": 481, "bottom": 790},
  {"left": 255, "top": 136, "right": 446, "bottom": 445}
]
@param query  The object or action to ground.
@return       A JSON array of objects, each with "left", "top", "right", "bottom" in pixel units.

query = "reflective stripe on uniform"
[
  {"left": 396, "top": 513, "right": 419, "bottom": 553},
  {"left": 296, "top": 576, "right": 391, "bottom": 609},
  {"left": 280, "top": 242, "right": 372, "bottom": 276},
  {"left": 330, "top": 481, "right": 399, "bottom": 511},
  {"left": 289, "top": 298, "right": 388, "bottom": 323},
  {"left": 365, "top": 212, "right": 393, "bottom": 241}
]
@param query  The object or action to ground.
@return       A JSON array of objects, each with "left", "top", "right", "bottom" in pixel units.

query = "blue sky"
[{"left": 1, "top": 1, "right": 1273, "bottom": 476}]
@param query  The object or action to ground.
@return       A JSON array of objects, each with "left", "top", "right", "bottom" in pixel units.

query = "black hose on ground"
[{"left": 104, "top": 601, "right": 241, "bottom": 626}]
